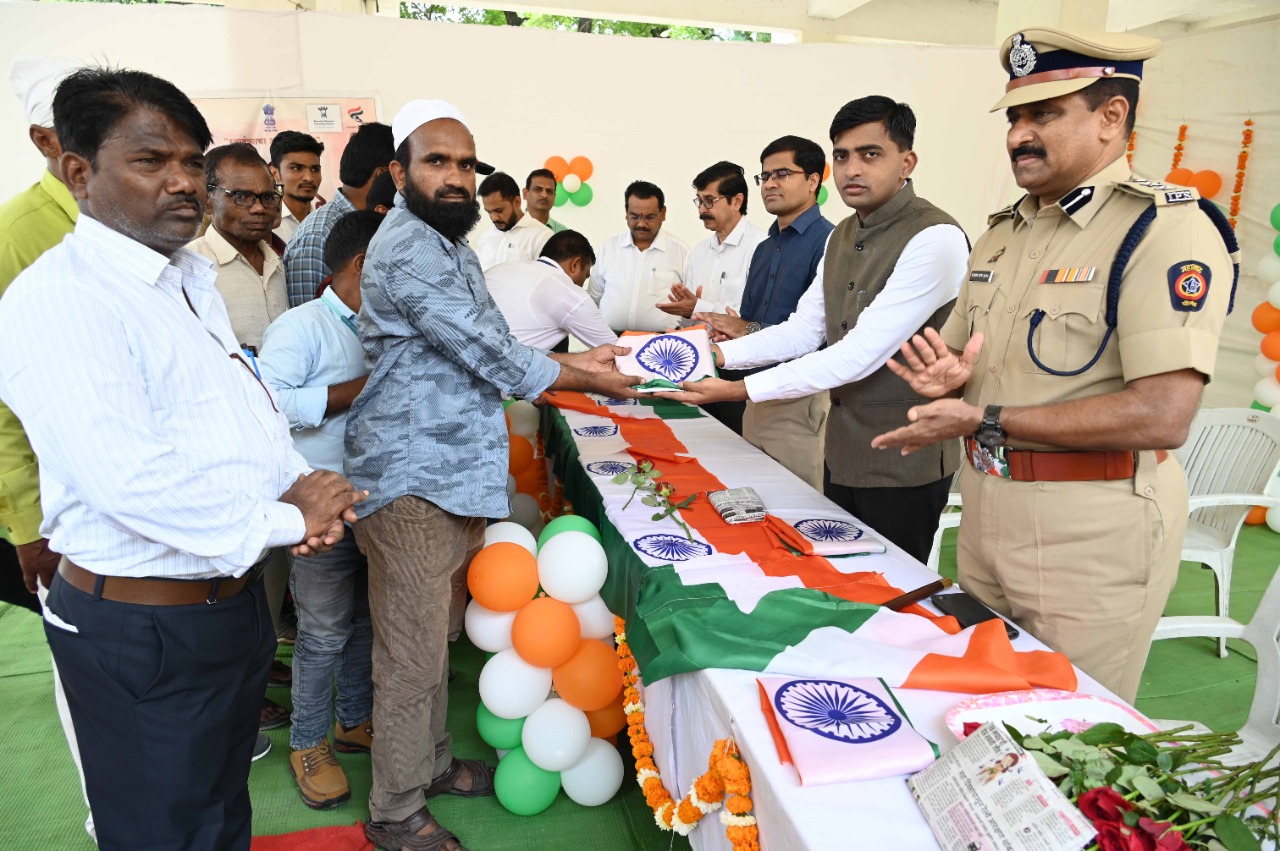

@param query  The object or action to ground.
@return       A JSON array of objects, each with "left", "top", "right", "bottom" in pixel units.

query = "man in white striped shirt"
[{"left": 0, "top": 68, "right": 365, "bottom": 851}]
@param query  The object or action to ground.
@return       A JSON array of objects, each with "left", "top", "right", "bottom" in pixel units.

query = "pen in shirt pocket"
[{"left": 242, "top": 345, "right": 261, "bottom": 379}]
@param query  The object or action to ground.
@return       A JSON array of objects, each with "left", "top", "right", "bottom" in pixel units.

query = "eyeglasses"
[
  {"left": 753, "top": 168, "right": 806, "bottom": 186},
  {"left": 207, "top": 184, "right": 285, "bottom": 210},
  {"left": 626, "top": 213, "right": 660, "bottom": 223},
  {"left": 692, "top": 195, "right": 727, "bottom": 210}
]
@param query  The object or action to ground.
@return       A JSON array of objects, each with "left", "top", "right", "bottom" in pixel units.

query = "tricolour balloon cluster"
[
  {"left": 466, "top": 516, "right": 626, "bottom": 816},
  {"left": 505, "top": 400, "right": 546, "bottom": 535},
  {"left": 1246, "top": 202, "right": 1280, "bottom": 533}
]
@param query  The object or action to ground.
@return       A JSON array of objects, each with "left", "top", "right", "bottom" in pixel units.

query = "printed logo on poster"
[
  {"left": 347, "top": 105, "right": 365, "bottom": 125},
  {"left": 306, "top": 103, "right": 343, "bottom": 134}
]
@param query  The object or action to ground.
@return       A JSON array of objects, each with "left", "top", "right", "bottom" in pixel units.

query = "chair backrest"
[
  {"left": 1174, "top": 408, "right": 1280, "bottom": 537},
  {"left": 1239, "top": 558, "right": 1280, "bottom": 763}
]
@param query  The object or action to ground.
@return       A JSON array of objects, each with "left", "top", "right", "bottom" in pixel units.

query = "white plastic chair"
[
  {"left": 1159, "top": 408, "right": 1280, "bottom": 657},
  {"left": 1150, "top": 556, "right": 1280, "bottom": 767},
  {"left": 926, "top": 485, "right": 963, "bottom": 573}
]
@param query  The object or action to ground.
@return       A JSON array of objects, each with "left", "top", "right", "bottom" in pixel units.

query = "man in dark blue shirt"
[{"left": 695, "top": 135, "right": 834, "bottom": 489}]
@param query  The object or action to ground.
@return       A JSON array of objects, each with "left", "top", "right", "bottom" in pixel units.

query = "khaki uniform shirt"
[
  {"left": 188, "top": 228, "right": 288, "bottom": 351},
  {"left": 940, "top": 156, "right": 1232, "bottom": 495}
]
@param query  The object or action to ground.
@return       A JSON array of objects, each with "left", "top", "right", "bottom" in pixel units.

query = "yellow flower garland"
[{"left": 615, "top": 616, "right": 760, "bottom": 850}]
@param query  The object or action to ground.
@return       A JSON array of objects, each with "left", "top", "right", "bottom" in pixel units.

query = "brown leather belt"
[
  {"left": 1004, "top": 447, "right": 1168, "bottom": 482},
  {"left": 58, "top": 558, "right": 257, "bottom": 606}
]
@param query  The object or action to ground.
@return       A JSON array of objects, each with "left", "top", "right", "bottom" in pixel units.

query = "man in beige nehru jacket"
[{"left": 873, "top": 28, "right": 1236, "bottom": 702}]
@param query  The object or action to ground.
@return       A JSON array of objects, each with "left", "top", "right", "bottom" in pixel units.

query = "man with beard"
[
  {"left": 588, "top": 180, "right": 689, "bottom": 334},
  {"left": 475, "top": 170, "right": 551, "bottom": 271},
  {"left": 189, "top": 144, "right": 289, "bottom": 351},
  {"left": 346, "top": 99, "right": 640, "bottom": 851},
  {"left": 0, "top": 67, "right": 365, "bottom": 851},
  {"left": 872, "top": 28, "right": 1233, "bottom": 702},
  {"left": 271, "top": 130, "right": 325, "bottom": 242}
]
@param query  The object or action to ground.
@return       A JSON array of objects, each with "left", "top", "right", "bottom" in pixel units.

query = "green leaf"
[
  {"left": 1122, "top": 810, "right": 1141, "bottom": 827},
  {"left": 1104, "top": 766, "right": 1123, "bottom": 785},
  {"left": 1055, "top": 738, "right": 1100, "bottom": 761},
  {"left": 1132, "top": 773, "right": 1166, "bottom": 802},
  {"left": 1212, "top": 814, "right": 1262, "bottom": 851},
  {"left": 650, "top": 470, "right": 662, "bottom": 478},
  {"left": 640, "top": 495, "right": 659, "bottom": 507},
  {"left": 1079, "top": 723, "right": 1127, "bottom": 746},
  {"left": 651, "top": 513, "right": 665, "bottom": 521},
  {"left": 1030, "top": 750, "right": 1069, "bottom": 777},
  {"left": 1166, "top": 792, "right": 1226, "bottom": 815},
  {"left": 1001, "top": 723, "right": 1025, "bottom": 746},
  {"left": 1157, "top": 751, "right": 1174, "bottom": 772},
  {"left": 1126, "top": 739, "right": 1160, "bottom": 765},
  {"left": 1022, "top": 735, "right": 1048, "bottom": 751},
  {"left": 611, "top": 473, "right": 630, "bottom": 484},
  {"left": 1159, "top": 779, "right": 1181, "bottom": 795}
]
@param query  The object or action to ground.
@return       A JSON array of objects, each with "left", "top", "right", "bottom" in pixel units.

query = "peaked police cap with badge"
[{"left": 992, "top": 26, "right": 1161, "bottom": 112}]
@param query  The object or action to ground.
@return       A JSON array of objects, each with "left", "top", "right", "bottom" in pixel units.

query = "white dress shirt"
[
  {"left": 274, "top": 198, "right": 320, "bottom": 243},
  {"left": 720, "top": 224, "right": 969, "bottom": 402},
  {"left": 485, "top": 257, "right": 618, "bottom": 352},
  {"left": 0, "top": 215, "right": 309, "bottom": 579},
  {"left": 685, "top": 217, "right": 768, "bottom": 316},
  {"left": 587, "top": 230, "right": 690, "bottom": 333},
  {"left": 475, "top": 213, "right": 553, "bottom": 272},
  {"left": 187, "top": 226, "right": 289, "bottom": 350}
]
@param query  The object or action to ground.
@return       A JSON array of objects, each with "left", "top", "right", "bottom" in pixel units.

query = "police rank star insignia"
[
  {"left": 1168, "top": 260, "right": 1210, "bottom": 311},
  {"left": 1008, "top": 33, "right": 1037, "bottom": 77}
]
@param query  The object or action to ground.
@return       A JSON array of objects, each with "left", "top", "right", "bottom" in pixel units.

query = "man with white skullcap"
[
  {"left": 0, "top": 55, "right": 95, "bottom": 842},
  {"left": 346, "top": 99, "right": 639, "bottom": 851}
]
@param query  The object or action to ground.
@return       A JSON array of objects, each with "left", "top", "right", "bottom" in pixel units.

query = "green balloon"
[
  {"left": 1274, "top": 232, "right": 1280, "bottom": 258},
  {"left": 817, "top": 185, "right": 829, "bottom": 206},
  {"left": 1270, "top": 202, "right": 1280, "bottom": 232},
  {"left": 554, "top": 184, "right": 569, "bottom": 207},
  {"left": 1252, "top": 400, "right": 1272, "bottom": 413},
  {"left": 494, "top": 747, "right": 561, "bottom": 816},
  {"left": 537, "top": 515, "right": 602, "bottom": 550},
  {"left": 476, "top": 703, "right": 526, "bottom": 751},
  {"left": 569, "top": 182, "right": 593, "bottom": 207}
]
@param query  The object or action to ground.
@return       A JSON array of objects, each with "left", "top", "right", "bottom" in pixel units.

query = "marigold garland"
[
  {"left": 615, "top": 616, "right": 760, "bottom": 849},
  {"left": 1126, "top": 130, "right": 1137, "bottom": 168},
  {"left": 1229, "top": 118, "right": 1253, "bottom": 230},
  {"left": 1170, "top": 123, "right": 1187, "bottom": 171}
]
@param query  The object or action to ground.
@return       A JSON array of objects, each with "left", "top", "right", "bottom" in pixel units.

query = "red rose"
[
  {"left": 1078, "top": 787, "right": 1133, "bottom": 823},
  {"left": 963, "top": 722, "right": 981, "bottom": 736},
  {"left": 1137, "top": 817, "right": 1191, "bottom": 851},
  {"left": 1094, "top": 822, "right": 1155, "bottom": 851}
]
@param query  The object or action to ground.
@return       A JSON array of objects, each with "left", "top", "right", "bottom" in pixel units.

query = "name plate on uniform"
[{"left": 969, "top": 270, "right": 996, "bottom": 283}]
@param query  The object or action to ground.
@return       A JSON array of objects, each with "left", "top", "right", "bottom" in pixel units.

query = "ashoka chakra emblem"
[
  {"left": 573, "top": 425, "right": 618, "bottom": 437},
  {"left": 599, "top": 398, "right": 638, "bottom": 406},
  {"left": 793, "top": 519, "right": 864, "bottom": 542},
  {"left": 636, "top": 335, "right": 699, "bottom": 382},
  {"left": 585, "top": 461, "right": 631, "bottom": 476},
  {"left": 775, "top": 679, "right": 901, "bottom": 743},
  {"left": 633, "top": 534, "right": 712, "bottom": 562}
]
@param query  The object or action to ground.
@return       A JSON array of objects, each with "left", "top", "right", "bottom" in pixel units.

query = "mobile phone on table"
[{"left": 930, "top": 591, "right": 1020, "bottom": 640}]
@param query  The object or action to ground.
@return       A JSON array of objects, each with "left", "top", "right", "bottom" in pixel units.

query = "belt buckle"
[{"left": 966, "top": 437, "right": 1010, "bottom": 479}]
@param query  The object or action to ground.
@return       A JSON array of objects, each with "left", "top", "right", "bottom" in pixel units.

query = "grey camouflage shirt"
[{"left": 345, "top": 202, "right": 560, "bottom": 519}]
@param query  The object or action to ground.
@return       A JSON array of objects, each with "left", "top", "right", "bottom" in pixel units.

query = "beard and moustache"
[{"left": 401, "top": 179, "right": 481, "bottom": 243}]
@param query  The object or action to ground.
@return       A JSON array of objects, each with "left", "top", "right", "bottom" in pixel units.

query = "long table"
[{"left": 541, "top": 395, "right": 1127, "bottom": 851}]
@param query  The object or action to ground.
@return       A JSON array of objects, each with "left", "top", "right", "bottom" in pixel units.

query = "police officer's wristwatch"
[
  {"left": 745, "top": 321, "right": 762, "bottom": 334},
  {"left": 975, "top": 405, "right": 1007, "bottom": 448}
]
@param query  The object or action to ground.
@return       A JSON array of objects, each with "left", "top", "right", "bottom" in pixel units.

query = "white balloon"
[
  {"left": 1270, "top": 281, "right": 1280, "bottom": 310},
  {"left": 496, "top": 749, "right": 509, "bottom": 760},
  {"left": 464, "top": 600, "right": 517, "bottom": 653},
  {"left": 521, "top": 698, "right": 591, "bottom": 772},
  {"left": 1257, "top": 253, "right": 1280, "bottom": 287},
  {"left": 572, "top": 595, "right": 616, "bottom": 640},
  {"left": 506, "top": 400, "right": 540, "bottom": 438},
  {"left": 537, "top": 531, "right": 607, "bottom": 604},
  {"left": 1255, "top": 353, "right": 1280, "bottom": 379},
  {"left": 561, "top": 738, "right": 625, "bottom": 806},
  {"left": 479, "top": 649, "right": 553, "bottom": 720},
  {"left": 508, "top": 493, "right": 542, "bottom": 531},
  {"left": 484, "top": 520, "right": 538, "bottom": 556},
  {"left": 506, "top": 474, "right": 517, "bottom": 497},
  {"left": 1254, "top": 377, "right": 1280, "bottom": 408},
  {"left": 1267, "top": 506, "right": 1280, "bottom": 534},
  {"left": 562, "top": 174, "right": 582, "bottom": 194}
]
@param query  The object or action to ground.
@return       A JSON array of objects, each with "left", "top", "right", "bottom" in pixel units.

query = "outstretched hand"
[
  {"left": 885, "top": 329, "right": 983, "bottom": 399},
  {"left": 652, "top": 376, "right": 747, "bottom": 406},
  {"left": 870, "top": 398, "right": 984, "bottom": 455}
]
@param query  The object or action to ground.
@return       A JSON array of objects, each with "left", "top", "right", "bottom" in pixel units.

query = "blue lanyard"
[{"left": 320, "top": 291, "right": 359, "bottom": 338}]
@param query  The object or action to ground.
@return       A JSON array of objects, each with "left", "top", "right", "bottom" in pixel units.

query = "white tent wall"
[{"left": 0, "top": 2, "right": 1274, "bottom": 407}]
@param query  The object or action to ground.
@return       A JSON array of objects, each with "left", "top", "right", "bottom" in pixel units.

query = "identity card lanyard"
[{"left": 320, "top": 289, "right": 359, "bottom": 338}]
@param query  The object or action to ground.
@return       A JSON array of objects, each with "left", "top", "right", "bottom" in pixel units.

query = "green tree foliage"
[{"left": 399, "top": 4, "right": 771, "bottom": 41}]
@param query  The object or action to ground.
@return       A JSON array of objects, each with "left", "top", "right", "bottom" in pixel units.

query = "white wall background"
[{"left": 0, "top": 3, "right": 1275, "bottom": 406}]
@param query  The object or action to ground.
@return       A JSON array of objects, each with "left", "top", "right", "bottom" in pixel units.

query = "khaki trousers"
[
  {"left": 955, "top": 457, "right": 1187, "bottom": 703},
  {"left": 742, "top": 392, "right": 830, "bottom": 491},
  {"left": 356, "top": 496, "right": 484, "bottom": 823}
]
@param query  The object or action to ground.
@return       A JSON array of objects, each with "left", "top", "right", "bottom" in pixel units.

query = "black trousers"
[
  {"left": 43, "top": 573, "right": 275, "bottom": 851},
  {"left": 0, "top": 539, "right": 39, "bottom": 613},
  {"left": 823, "top": 468, "right": 954, "bottom": 565}
]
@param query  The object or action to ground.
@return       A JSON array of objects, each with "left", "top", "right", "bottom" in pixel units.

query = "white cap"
[
  {"left": 10, "top": 56, "right": 81, "bottom": 128},
  {"left": 392, "top": 98, "right": 470, "bottom": 151}
]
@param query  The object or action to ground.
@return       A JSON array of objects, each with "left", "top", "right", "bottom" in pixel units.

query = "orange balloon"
[
  {"left": 1191, "top": 170, "right": 1222, "bottom": 200},
  {"left": 512, "top": 597, "right": 581, "bottom": 667},
  {"left": 822, "top": 163, "right": 831, "bottom": 181},
  {"left": 1255, "top": 303, "right": 1280, "bottom": 334},
  {"left": 584, "top": 693, "right": 627, "bottom": 738},
  {"left": 544, "top": 156, "right": 570, "bottom": 181},
  {"left": 467, "top": 542, "right": 539, "bottom": 612},
  {"left": 509, "top": 435, "right": 535, "bottom": 476},
  {"left": 1246, "top": 505, "right": 1269, "bottom": 525},
  {"left": 1262, "top": 332, "right": 1280, "bottom": 362},
  {"left": 514, "top": 466, "right": 542, "bottom": 496},
  {"left": 1166, "top": 167, "right": 1194, "bottom": 187},
  {"left": 553, "top": 639, "right": 623, "bottom": 712},
  {"left": 568, "top": 155, "right": 593, "bottom": 181}
]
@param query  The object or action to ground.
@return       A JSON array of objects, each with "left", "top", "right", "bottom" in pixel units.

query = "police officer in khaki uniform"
[{"left": 872, "top": 27, "right": 1235, "bottom": 702}]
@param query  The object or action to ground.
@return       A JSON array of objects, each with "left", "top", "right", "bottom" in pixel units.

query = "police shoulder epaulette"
[
  {"left": 987, "top": 197, "right": 1023, "bottom": 225},
  {"left": 1115, "top": 178, "right": 1199, "bottom": 206}
]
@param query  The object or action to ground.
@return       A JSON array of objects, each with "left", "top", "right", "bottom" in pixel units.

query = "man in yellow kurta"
[{"left": 873, "top": 28, "right": 1234, "bottom": 702}]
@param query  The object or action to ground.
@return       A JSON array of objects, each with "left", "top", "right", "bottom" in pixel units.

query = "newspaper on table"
[
  {"left": 707, "top": 487, "right": 766, "bottom": 525},
  {"left": 908, "top": 722, "right": 1096, "bottom": 851}
]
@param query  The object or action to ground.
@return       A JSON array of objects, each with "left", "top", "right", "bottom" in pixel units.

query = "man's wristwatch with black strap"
[{"left": 975, "top": 404, "right": 1007, "bottom": 448}]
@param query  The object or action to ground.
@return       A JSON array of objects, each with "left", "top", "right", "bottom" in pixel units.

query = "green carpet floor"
[{"left": 2, "top": 526, "right": 1276, "bottom": 849}]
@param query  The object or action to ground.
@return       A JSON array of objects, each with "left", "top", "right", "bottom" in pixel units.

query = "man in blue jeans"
[{"left": 260, "top": 210, "right": 382, "bottom": 808}]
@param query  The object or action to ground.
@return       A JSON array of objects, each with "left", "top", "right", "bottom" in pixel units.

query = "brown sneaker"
[
  {"left": 289, "top": 742, "right": 350, "bottom": 809},
  {"left": 334, "top": 720, "right": 373, "bottom": 754}
]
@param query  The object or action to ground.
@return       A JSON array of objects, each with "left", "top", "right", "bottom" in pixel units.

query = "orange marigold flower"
[
  {"left": 726, "top": 794, "right": 754, "bottom": 814},
  {"left": 677, "top": 799, "right": 701, "bottom": 824}
]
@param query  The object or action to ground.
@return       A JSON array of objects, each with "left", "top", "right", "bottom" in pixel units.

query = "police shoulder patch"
[
  {"left": 987, "top": 197, "right": 1023, "bottom": 225},
  {"left": 1117, "top": 179, "right": 1200, "bottom": 206},
  {"left": 1168, "top": 260, "right": 1210, "bottom": 312}
]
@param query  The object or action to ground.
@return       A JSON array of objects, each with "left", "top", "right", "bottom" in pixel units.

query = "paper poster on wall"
[{"left": 191, "top": 95, "right": 379, "bottom": 199}]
